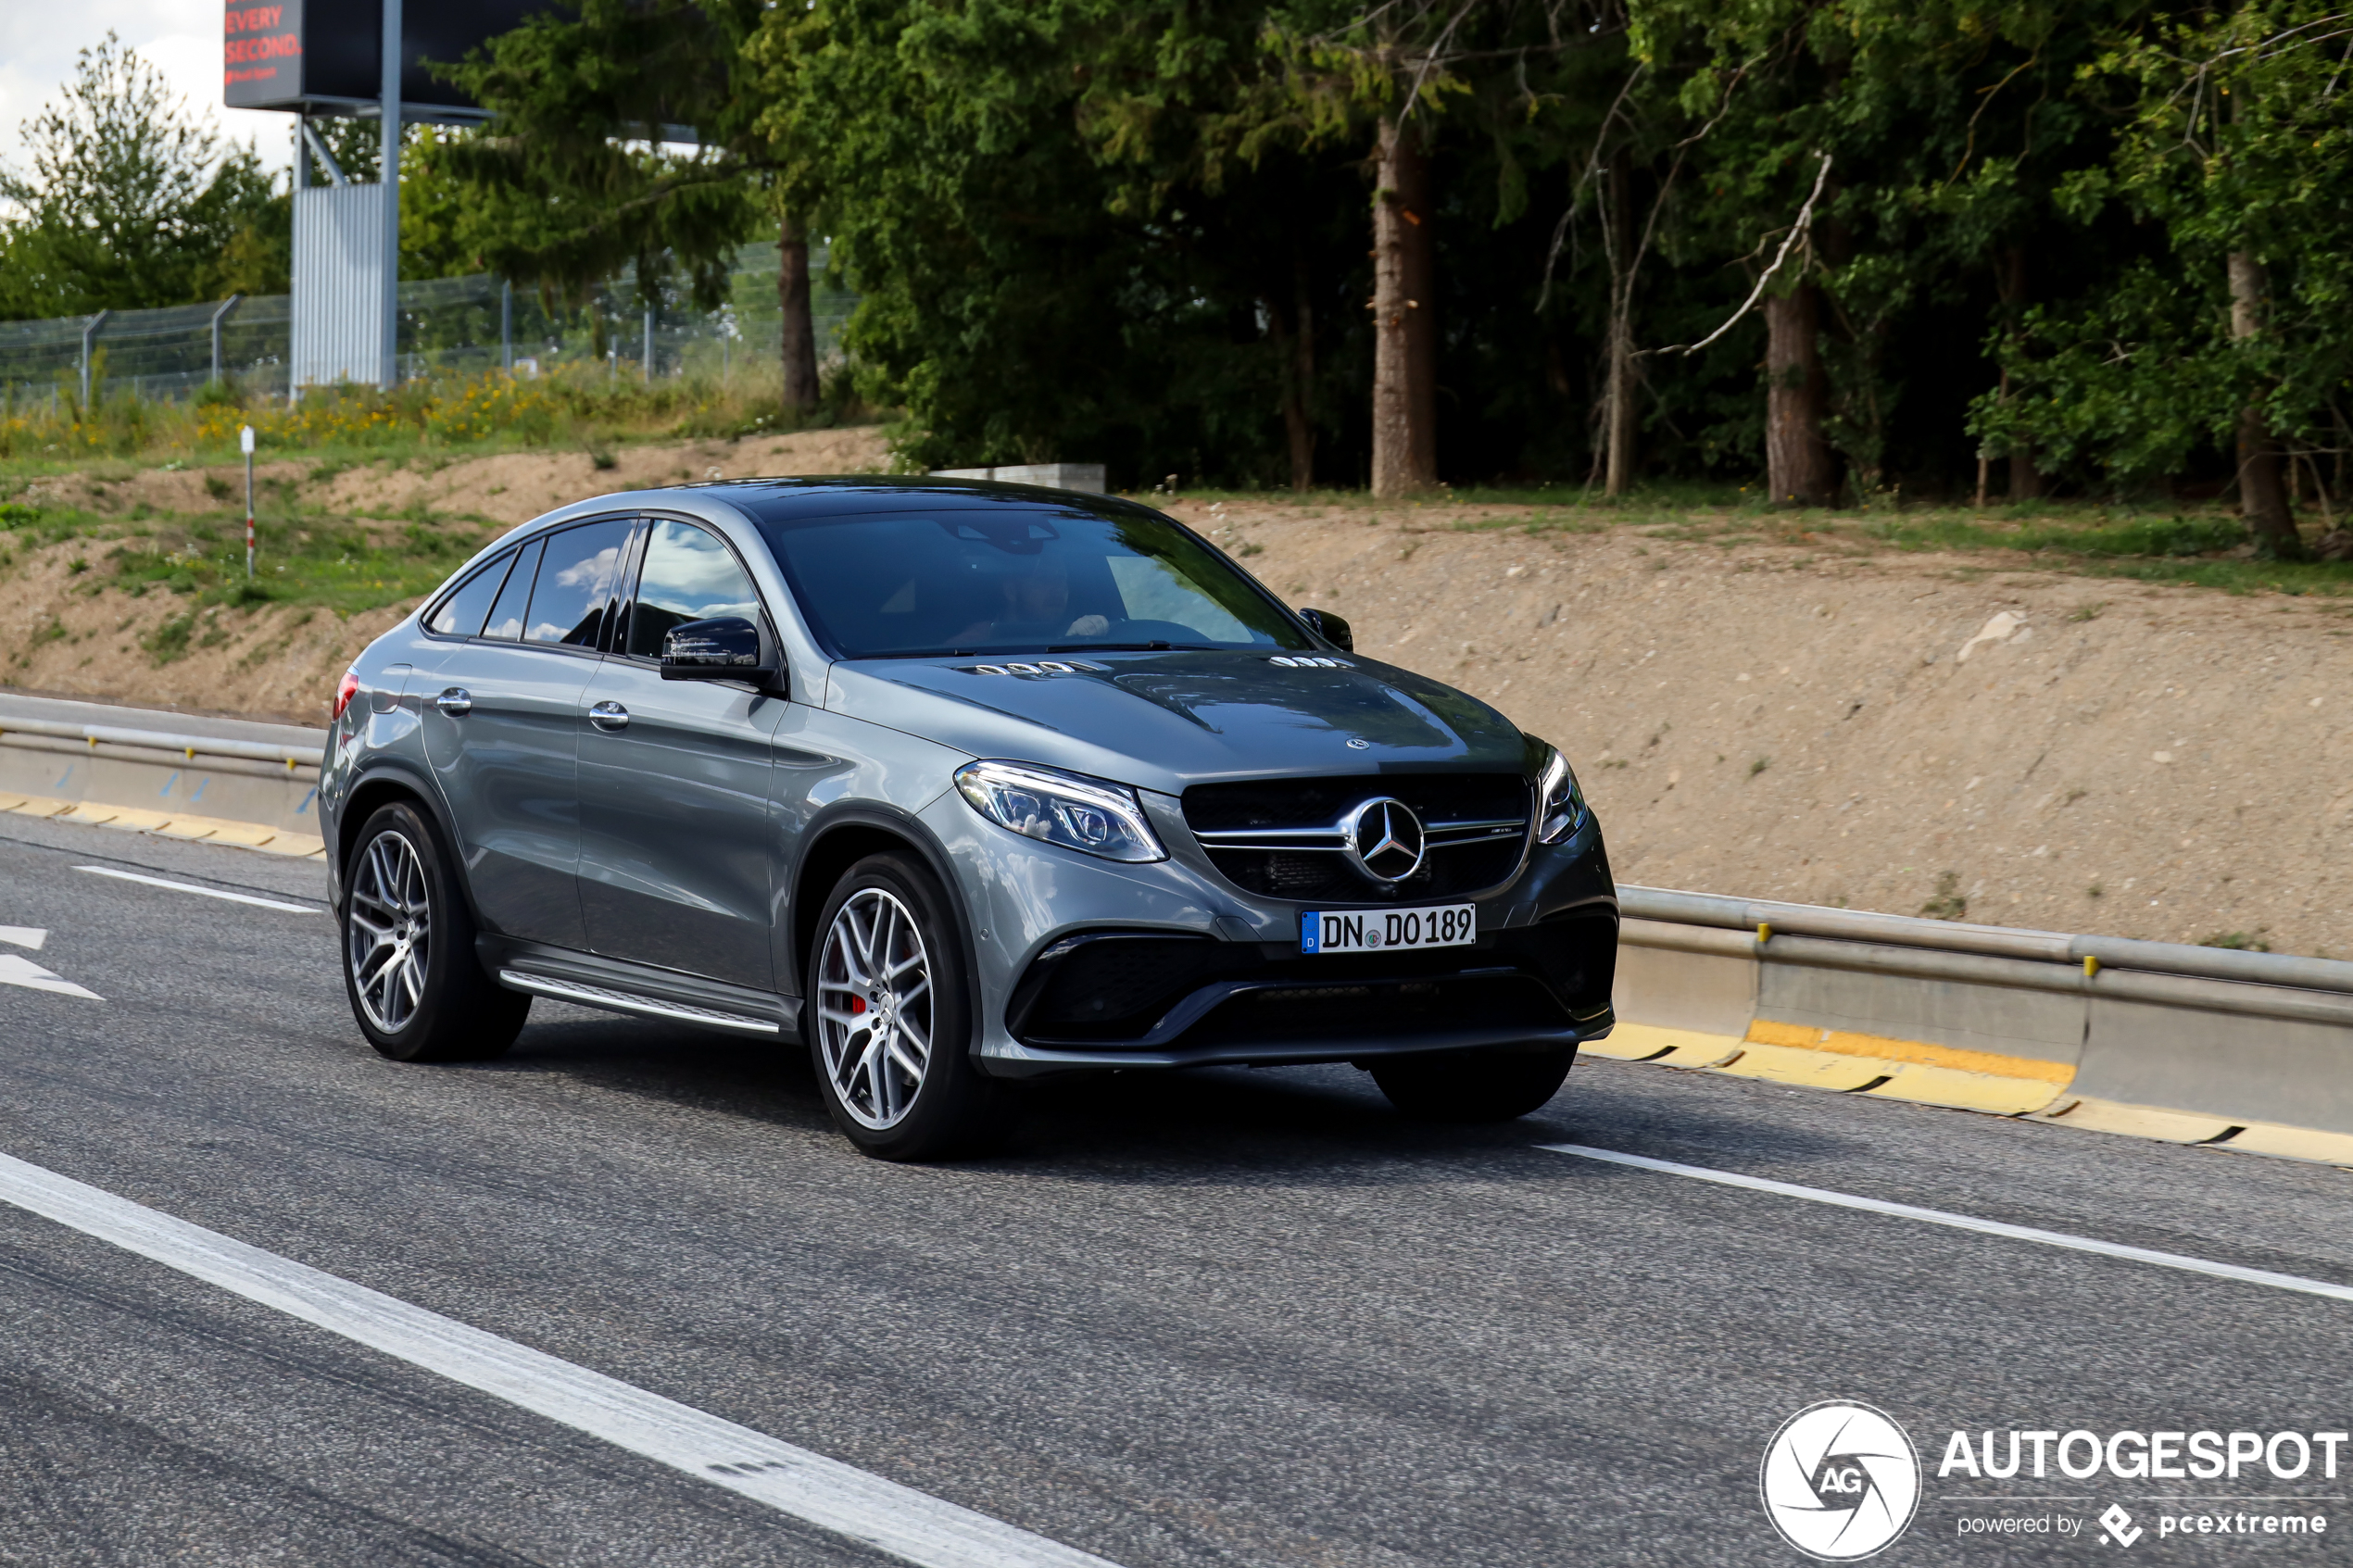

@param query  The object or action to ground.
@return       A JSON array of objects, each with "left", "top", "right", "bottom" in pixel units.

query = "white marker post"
[{"left": 241, "top": 424, "right": 257, "bottom": 579}]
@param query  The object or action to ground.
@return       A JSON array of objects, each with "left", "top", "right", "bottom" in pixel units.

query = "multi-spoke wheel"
[
  {"left": 807, "top": 852, "right": 1004, "bottom": 1160},
  {"left": 815, "top": 888, "right": 936, "bottom": 1129},
  {"left": 339, "top": 801, "right": 530, "bottom": 1062},
  {"left": 347, "top": 828, "right": 432, "bottom": 1035},
  {"left": 1369, "top": 1043, "right": 1577, "bottom": 1123}
]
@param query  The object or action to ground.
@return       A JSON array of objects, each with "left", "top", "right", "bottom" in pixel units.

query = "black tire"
[
  {"left": 340, "top": 800, "right": 530, "bottom": 1063},
  {"left": 1370, "top": 1043, "right": 1577, "bottom": 1123},
  {"left": 807, "top": 851, "right": 1005, "bottom": 1160}
]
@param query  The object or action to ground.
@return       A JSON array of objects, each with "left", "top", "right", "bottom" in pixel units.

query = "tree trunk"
[
  {"left": 1997, "top": 247, "right": 2045, "bottom": 499},
  {"left": 2228, "top": 250, "right": 2301, "bottom": 558},
  {"left": 778, "top": 214, "right": 821, "bottom": 415},
  {"left": 1370, "top": 117, "right": 1438, "bottom": 497},
  {"left": 1764, "top": 285, "right": 1834, "bottom": 506},
  {"left": 2008, "top": 448, "right": 2044, "bottom": 500},
  {"left": 1266, "top": 244, "right": 1316, "bottom": 491},
  {"left": 1603, "top": 149, "right": 1637, "bottom": 498}
]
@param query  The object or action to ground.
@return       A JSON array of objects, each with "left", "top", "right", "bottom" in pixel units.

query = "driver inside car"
[{"left": 952, "top": 558, "right": 1110, "bottom": 646}]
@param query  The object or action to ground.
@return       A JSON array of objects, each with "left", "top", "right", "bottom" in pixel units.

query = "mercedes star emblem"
[{"left": 1342, "top": 797, "right": 1426, "bottom": 884}]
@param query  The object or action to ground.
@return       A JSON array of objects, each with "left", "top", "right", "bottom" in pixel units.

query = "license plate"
[{"left": 1301, "top": 904, "right": 1477, "bottom": 954}]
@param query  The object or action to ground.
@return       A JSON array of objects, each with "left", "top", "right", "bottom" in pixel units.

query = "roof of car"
[{"left": 647, "top": 476, "right": 1164, "bottom": 525}]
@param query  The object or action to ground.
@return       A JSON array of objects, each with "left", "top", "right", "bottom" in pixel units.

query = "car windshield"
[{"left": 752, "top": 504, "right": 1313, "bottom": 659}]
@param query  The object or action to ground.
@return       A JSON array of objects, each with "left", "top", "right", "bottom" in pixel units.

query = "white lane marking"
[
  {"left": 0, "top": 953, "right": 101, "bottom": 1001},
  {"left": 74, "top": 867, "right": 318, "bottom": 914},
  {"left": 1540, "top": 1143, "right": 2353, "bottom": 1307},
  {"left": 0, "top": 1149, "right": 1122, "bottom": 1568},
  {"left": 0, "top": 926, "right": 47, "bottom": 950}
]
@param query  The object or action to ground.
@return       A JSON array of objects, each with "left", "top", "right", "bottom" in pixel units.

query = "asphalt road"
[{"left": 2, "top": 811, "right": 2349, "bottom": 1567}]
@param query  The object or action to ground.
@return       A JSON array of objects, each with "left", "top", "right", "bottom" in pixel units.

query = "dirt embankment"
[
  {"left": 1159, "top": 496, "right": 2353, "bottom": 957},
  {"left": 7, "top": 458, "right": 2351, "bottom": 955},
  {"left": 0, "top": 428, "right": 892, "bottom": 720}
]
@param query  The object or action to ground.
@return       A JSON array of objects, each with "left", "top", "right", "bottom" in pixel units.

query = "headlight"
[
  {"left": 954, "top": 759, "right": 1167, "bottom": 863},
  {"left": 1534, "top": 744, "right": 1587, "bottom": 844}
]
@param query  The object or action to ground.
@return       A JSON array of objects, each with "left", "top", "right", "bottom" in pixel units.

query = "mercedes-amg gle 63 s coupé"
[{"left": 321, "top": 480, "right": 1618, "bottom": 1159}]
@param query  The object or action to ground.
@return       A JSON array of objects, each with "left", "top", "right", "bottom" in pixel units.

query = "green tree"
[
  {"left": 1986, "top": 0, "right": 2351, "bottom": 554},
  {"left": 0, "top": 33, "right": 282, "bottom": 318},
  {"left": 434, "top": 0, "right": 823, "bottom": 408}
]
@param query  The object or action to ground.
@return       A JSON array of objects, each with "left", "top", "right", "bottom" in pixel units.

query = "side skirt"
[{"left": 477, "top": 936, "right": 800, "bottom": 1042}]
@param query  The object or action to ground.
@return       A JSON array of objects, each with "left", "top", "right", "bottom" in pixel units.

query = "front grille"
[
  {"left": 1182, "top": 772, "right": 1530, "bottom": 902},
  {"left": 1184, "top": 773, "right": 1528, "bottom": 832},
  {"left": 1010, "top": 915, "right": 1617, "bottom": 1049}
]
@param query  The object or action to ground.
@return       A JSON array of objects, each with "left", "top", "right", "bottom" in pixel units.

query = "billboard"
[{"left": 224, "top": 0, "right": 547, "bottom": 116}]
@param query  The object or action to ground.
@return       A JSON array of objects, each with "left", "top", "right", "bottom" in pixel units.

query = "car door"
[
  {"left": 421, "top": 516, "right": 636, "bottom": 949},
  {"left": 576, "top": 517, "right": 786, "bottom": 988}
]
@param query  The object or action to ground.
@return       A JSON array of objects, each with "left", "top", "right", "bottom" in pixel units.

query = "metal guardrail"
[
  {"left": 1617, "top": 885, "right": 2353, "bottom": 997},
  {"left": 0, "top": 717, "right": 322, "bottom": 771}
]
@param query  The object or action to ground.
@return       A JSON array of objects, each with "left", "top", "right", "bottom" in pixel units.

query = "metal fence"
[{"left": 0, "top": 241, "right": 855, "bottom": 407}]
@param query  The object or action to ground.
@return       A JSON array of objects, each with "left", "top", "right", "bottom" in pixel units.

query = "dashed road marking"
[
  {"left": 0, "top": 1149, "right": 1125, "bottom": 1568},
  {"left": 0, "top": 926, "right": 45, "bottom": 950},
  {"left": 1540, "top": 1142, "right": 2353, "bottom": 1306},
  {"left": 74, "top": 866, "right": 319, "bottom": 914}
]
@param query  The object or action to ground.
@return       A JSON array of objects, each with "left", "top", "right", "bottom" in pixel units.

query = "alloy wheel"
[
  {"left": 815, "top": 888, "right": 934, "bottom": 1129},
  {"left": 347, "top": 829, "right": 433, "bottom": 1035}
]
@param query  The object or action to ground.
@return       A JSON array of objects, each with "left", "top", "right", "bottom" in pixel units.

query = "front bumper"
[{"left": 928, "top": 788, "right": 1618, "bottom": 1079}]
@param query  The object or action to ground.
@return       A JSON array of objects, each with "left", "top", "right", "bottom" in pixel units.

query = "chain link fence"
[{"left": 0, "top": 241, "right": 854, "bottom": 408}]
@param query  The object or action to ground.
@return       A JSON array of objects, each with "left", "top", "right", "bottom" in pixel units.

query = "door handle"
[
  {"left": 588, "top": 700, "right": 631, "bottom": 731},
  {"left": 434, "top": 687, "right": 472, "bottom": 716}
]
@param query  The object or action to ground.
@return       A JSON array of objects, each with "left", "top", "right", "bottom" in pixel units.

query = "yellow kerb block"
[
  {"left": 2036, "top": 1097, "right": 2237, "bottom": 1144},
  {"left": 1715, "top": 1020, "right": 2076, "bottom": 1111},
  {"left": 1711, "top": 1041, "right": 1895, "bottom": 1092},
  {"left": 1581, "top": 1022, "right": 1746, "bottom": 1069},
  {"left": 190, "top": 819, "right": 283, "bottom": 847},
  {"left": 253, "top": 831, "right": 327, "bottom": 858},
  {"left": 91, "top": 807, "right": 179, "bottom": 834},
  {"left": 2221, "top": 1123, "right": 2353, "bottom": 1167}
]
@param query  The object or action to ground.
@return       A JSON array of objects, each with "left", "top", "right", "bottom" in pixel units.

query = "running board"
[{"left": 497, "top": 970, "right": 783, "bottom": 1035}]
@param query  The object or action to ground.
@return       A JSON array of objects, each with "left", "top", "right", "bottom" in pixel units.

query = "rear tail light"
[{"left": 333, "top": 670, "right": 361, "bottom": 720}]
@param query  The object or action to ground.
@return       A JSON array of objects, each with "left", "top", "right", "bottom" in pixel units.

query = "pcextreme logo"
[{"left": 1760, "top": 1400, "right": 1924, "bottom": 1561}]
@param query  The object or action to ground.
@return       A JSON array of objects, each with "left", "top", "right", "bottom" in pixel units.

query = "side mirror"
[
  {"left": 1298, "top": 608, "right": 1354, "bottom": 653},
  {"left": 661, "top": 616, "right": 777, "bottom": 685}
]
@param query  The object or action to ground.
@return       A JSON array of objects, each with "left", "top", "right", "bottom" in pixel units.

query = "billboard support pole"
[{"left": 379, "top": 0, "right": 403, "bottom": 392}]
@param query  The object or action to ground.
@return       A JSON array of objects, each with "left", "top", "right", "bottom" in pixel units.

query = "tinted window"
[
  {"left": 523, "top": 519, "right": 635, "bottom": 648},
  {"left": 481, "top": 537, "right": 543, "bottom": 641},
  {"left": 426, "top": 551, "right": 514, "bottom": 638},
  {"left": 754, "top": 506, "right": 1309, "bottom": 659},
  {"left": 625, "top": 521, "right": 762, "bottom": 659}
]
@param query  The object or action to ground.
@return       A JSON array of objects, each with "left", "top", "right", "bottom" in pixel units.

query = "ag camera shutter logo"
[{"left": 1761, "top": 1400, "right": 1922, "bottom": 1560}]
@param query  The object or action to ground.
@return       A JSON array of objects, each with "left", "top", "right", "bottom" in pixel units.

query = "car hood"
[{"left": 824, "top": 648, "right": 1530, "bottom": 795}]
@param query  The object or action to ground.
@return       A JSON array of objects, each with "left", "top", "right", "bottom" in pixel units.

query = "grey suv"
[{"left": 321, "top": 480, "right": 1617, "bottom": 1159}]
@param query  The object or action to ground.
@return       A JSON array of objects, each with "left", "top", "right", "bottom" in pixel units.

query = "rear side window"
[
  {"left": 426, "top": 551, "right": 514, "bottom": 638},
  {"left": 481, "top": 537, "right": 543, "bottom": 641},
  {"left": 624, "top": 521, "right": 762, "bottom": 659},
  {"left": 524, "top": 518, "right": 635, "bottom": 647}
]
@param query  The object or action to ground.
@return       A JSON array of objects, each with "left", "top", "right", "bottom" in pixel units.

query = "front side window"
[
  {"left": 624, "top": 521, "right": 762, "bottom": 659},
  {"left": 522, "top": 518, "right": 635, "bottom": 648},
  {"left": 752, "top": 505, "right": 1310, "bottom": 659},
  {"left": 427, "top": 550, "right": 514, "bottom": 638}
]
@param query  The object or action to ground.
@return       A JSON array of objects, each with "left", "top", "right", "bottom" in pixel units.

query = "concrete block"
[
  {"left": 929, "top": 464, "right": 1107, "bottom": 494},
  {"left": 1756, "top": 960, "right": 2084, "bottom": 1070},
  {"left": 2074, "top": 996, "right": 2353, "bottom": 1137}
]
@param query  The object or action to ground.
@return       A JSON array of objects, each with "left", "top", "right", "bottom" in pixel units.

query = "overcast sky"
[{"left": 1, "top": 1, "right": 294, "bottom": 182}]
